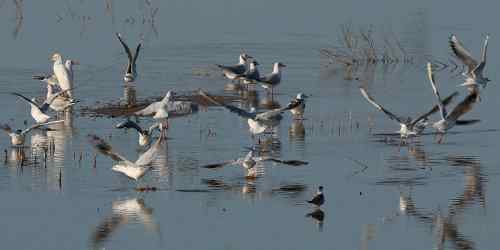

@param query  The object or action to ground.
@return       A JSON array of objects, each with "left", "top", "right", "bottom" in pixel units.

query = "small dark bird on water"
[{"left": 307, "top": 186, "right": 324, "bottom": 207}]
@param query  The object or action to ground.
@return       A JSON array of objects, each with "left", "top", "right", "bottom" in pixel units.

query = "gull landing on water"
[
  {"left": 201, "top": 148, "right": 308, "bottom": 178},
  {"left": 88, "top": 128, "right": 166, "bottom": 181},
  {"left": 216, "top": 53, "right": 253, "bottom": 81},
  {"left": 449, "top": 34, "right": 490, "bottom": 92},
  {"left": 359, "top": 87, "right": 458, "bottom": 138},
  {"left": 115, "top": 120, "right": 160, "bottom": 146},
  {"left": 426, "top": 62, "right": 480, "bottom": 143},
  {"left": 11, "top": 89, "right": 72, "bottom": 124},
  {"left": 116, "top": 33, "right": 142, "bottom": 83},
  {"left": 1, "top": 120, "right": 64, "bottom": 146}
]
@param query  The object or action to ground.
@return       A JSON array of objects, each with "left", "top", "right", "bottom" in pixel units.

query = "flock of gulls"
[{"left": 0, "top": 33, "right": 490, "bottom": 219}]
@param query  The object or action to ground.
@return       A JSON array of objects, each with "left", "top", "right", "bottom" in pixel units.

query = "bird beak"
[
  {"left": 72, "top": 60, "right": 80, "bottom": 65},
  {"left": 280, "top": 63, "right": 287, "bottom": 67}
]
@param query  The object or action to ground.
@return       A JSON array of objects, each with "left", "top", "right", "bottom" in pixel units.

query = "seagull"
[
  {"left": 50, "top": 53, "right": 73, "bottom": 99},
  {"left": 1, "top": 120, "right": 64, "bottom": 146},
  {"left": 285, "top": 93, "right": 308, "bottom": 119},
  {"left": 201, "top": 148, "right": 308, "bottom": 178},
  {"left": 359, "top": 87, "right": 458, "bottom": 138},
  {"left": 115, "top": 120, "right": 160, "bottom": 146},
  {"left": 307, "top": 186, "right": 324, "bottom": 207},
  {"left": 199, "top": 90, "right": 289, "bottom": 134},
  {"left": 134, "top": 91, "right": 174, "bottom": 117},
  {"left": 33, "top": 75, "right": 77, "bottom": 112},
  {"left": 64, "top": 59, "right": 79, "bottom": 84},
  {"left": 235, "top": 60, "right": 261, "bottom": 84},
  {"left": 116, "top": 33, "right": 142, "bottom": 83},
  {"left": 258, "top": 62, "right": 286, "bottom": 94},
  {"left": 88, "top": 128, "right": 165, "bottom": 181},
  {"left": 449, "top": 34, "right": 490, "bottom": 91},
  {"left": 216, "top": 53, "right": 253, "bottom": 81},
  {"left": 11, "top": 89, "right": 72, "bottom": 124},
  {"left": 427, "top": 62, "right": 480, "bottom": 143}
]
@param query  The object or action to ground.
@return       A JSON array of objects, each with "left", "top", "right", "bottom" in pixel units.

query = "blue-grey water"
[{"left": 1, "top": 1, "right": 499, "bottom": 249}]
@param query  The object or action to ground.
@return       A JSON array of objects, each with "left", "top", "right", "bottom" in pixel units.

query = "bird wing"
[
  {"left": 43, "top": 88, "right": 74, "bottom": 111},
  {"left": 11, "top": 92, "right": 42, "bottom": 110},
  {"left": 447, "top": 91, "right": 478, "bottom": 122},
  {"left": 116, "top": 33, "right": 133, "bottom": 65},
  {"left": 359, "top": 87, "right": 404, "bottom": 124},
  {"left": 147, "top": 123, "right": 160, "bottom": 134},
  {"left": 0, "top": 123, "right": 12, "bottom": 134},
  {"left": 132, "top": 42, "right": 142, "bottom": 73},
  {"left": 257, "top": 157, "right": 309, "bottom": 166},
  {"left": 88, "top": 134, "right": 131, "bottom": 163},
  {"left": 449, "top": 35, "right": 478, "bottom": 73},
  {"left": 134, "top": 102, "right": 161, "bottom": 116},
  {"left": 473, "top": 34, "right": 489, "bottom": 75},
  {"left": 411, "top": 91, "right": 459, "bottom": 126},
  {"left": 258, "top": 72, "right": 279, "bottom": 84},
  {"left": 255, "top": 107, "right": 287, "bottom": 121},
  {"left": 426, "top": 63, "right": 447, "bottom": 120},
  {"left": 115, "top": 120, "right": 145, "bottom": 134},
  {"left": 135, "top": 133, "right": 164, "bottom": 166},
  {"left": 198, "top": 90, "right": 256, "bottom": 119},
  {"left": 285, "top": 99, "right": 302, "bottom": 110},
  {"left": 216, "top": 64, "right": 246, "bottom": 75},
  {"left": 201, "top": 160, "right": 238, "bottom": 169},
  {"left": 21, "top": 120, "right": 64, "bottom": 135}
]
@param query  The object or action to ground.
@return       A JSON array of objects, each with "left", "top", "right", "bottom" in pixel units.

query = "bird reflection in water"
[
  {"left": 306, "top": 208, "right": 325, "bottom": 231},
  {"left": 89, "top": 197, "right": 162, "bottom": 249},
  {"left": 123, "top": 84, "right": 137, "bottom": 108},
  {"left": 289, "top": 119, "right": 306, "bottom": 145}
]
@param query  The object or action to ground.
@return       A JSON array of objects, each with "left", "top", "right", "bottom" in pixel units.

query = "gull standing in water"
[
  {"left": 199, "top": 90, "right": 290, "bottom": 135},
  {"left": 285, "top": 93, "right": 308, "bottom": 119},
  {"left": 216, "top": 53, "right": 253, "bottom": 81},
  {"left": 307, "top": 186, "right": 325, "bottom": 207},
  {"left": 426, "top": 62, "right": 480, "bottom": 143},
  {"left": 51, "top": 53, "right": 74, "bottom": 99},
  {"left": 116, "top": 33, "right": 142, "bottom": 83},
  {"left": 115, "top": 120, "right": 160, "bottom": 146},
  {"left": 258, "top": 62, "right": 286, "bottom": 94},
  {"left": 88, "top": 128, "right": 165, "bottom": 181},
  {"left": 11, "top": 89, "right": 72, "bottom": 124},
  {"left": 1, "top": 120, "right": 64, "bottom": 146},
  {"left": 449, "top": 34, "right": 490, "bottom": 92},
  {"left": 236, "top": 60, "right": 261, "bottom": 84},
  {"left": 201, "top": 148, "right": 308, "bottom": 178},
  {"left": 359, "top": 87, "right": 458, "bottom": 138}
]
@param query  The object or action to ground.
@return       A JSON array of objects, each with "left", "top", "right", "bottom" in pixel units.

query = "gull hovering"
[
  {"left": 201, "top": 148, "right": 308, "bottom": 178},
  {"left": 1, "top": 120, "right": 64, "bottom": 146},
  {"left": 216, "top": 53, "right": 253, "bottom": 81},
  {"left": 258, "top": 62, "right": 286, "bottom": 94},
  {"left": 199, "top": 90, "right": 289, "bottom": 134},
  {"left": 11, "top": 89, "right": 72, "bottom": 123},
  {"left": 427, "top": 62, "right": 480, "bottom": 143},
  {"left": 359, "top": 87, "right": 458, "bottom": 138},
  {"left": 50, "top": 53, "right": 74, "bottom": 99},
  {"left": 115, "top": 120, "right": 160, "bottom": 146},
  {"left": 88, "top": 128, "right": 165, "bottom": 181},
  {"left": 449, "top": 34, "right": 490, "bottom": 91},
  {"left": 116, "top": 33, "right": 142, "bottom": 83}
]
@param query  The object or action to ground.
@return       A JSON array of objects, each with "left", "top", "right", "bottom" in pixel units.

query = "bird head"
[
  {"left": 50, "top": 53, "right": 62, "bottom": 62},
  {"left": 296, "top": 93, "right": 308, "bottom": 100}
]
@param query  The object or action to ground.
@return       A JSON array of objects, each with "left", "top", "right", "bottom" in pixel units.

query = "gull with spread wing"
[
  {"left": 115, "top": 120, "right": 160, "bottom": 146},
  {"left": 427, "top": 62, "right": 480, "bottom": 143},
  {"left": 116, "top": 33, "right": 142, "bottom": 83},
  {"left": 1, "top": 120, "right": 64, "bottom": 146},
  {"left": 360, "top": 87, "right": 458, "bottom": 138},
  {"left": 11, "top": 89, "right": 72, "bottom": 124}
]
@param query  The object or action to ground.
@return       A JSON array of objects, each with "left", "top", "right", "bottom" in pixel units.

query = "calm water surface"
[{"left": 0, "top": 1, "right": 499, "bottom": 249}]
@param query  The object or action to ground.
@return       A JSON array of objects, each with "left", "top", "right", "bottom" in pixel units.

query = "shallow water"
[{"left": 1, "top": 1, "right": 500, "bottom": 249}]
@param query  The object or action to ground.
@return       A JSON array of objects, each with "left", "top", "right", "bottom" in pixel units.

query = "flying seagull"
[
  {"left": 427, "top": 62, "right": 480, "bottom": 143},
  {"left": 199, "top": 90, "right": 290, "bottom": 134},
  {"left": 1, "top": 120, "right": 64, "bottom": 146},
  {"left": 449, "top": 34, "right": 490, "bottom": 91},
  {"left": 11, "top": 89, "right": 72, "bottom": 123},
  {"left": 201, "top": 148, "right": 308, "bottom": 178},
  {"left": 216, "top": 53, "right": 253, "bottom": 81},
  {"left": 88, "top": 128, "right": 165, "bottom": 181},
  {"left": 360, "top": 87, "right": 458, "bottom": 138},
  {"left": 116, "top": 33, "right": 142, "bottom": 83},
  {"left": 115, "top": 120, "right": 160, "bottom": 146}
]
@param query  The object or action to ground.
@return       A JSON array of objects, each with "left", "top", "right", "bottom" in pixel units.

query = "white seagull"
[
  {"left": 216, "top": 53, "right": 253, "bottom": 81},
  {"left": 1, "top": 120, "right": 64, "bottom": 146},
  {"left": 202, "top": 148, "right": 308, "bottom": 178},
  {"left": 51, "top": 53, "right": 74, "bottom": 99},
  {"left": 134, "top": 91, "right": 174, "bottom": 117},
  {"left": 88, "top": 128, "right": 165, "bottom": 181},
  {"left": 116, "top": 33, "right": 142, "bottom": 83},
  {"left": 33, "top": 75, "right": 77, "bottom": 112},
  {"left": 11, "top": 89, "right": 72, "bottom": 124},
  {"left": 199, "top": 90, "right": 290, "bottom": 134},
  {"left": 360, "top": 87, "right": 458, "bottom": 138},
  {"left": 427, "top": 62, "right": 480, "bottom": 143},
  {"left": 115, "top": 120, "right": 160, "bottom": 146},
  {"left": 449, "top": 34, "right": 490, "bottom": 91},
  {"left": 258, "top": 62, "right": 286, "bottom": 94}
]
